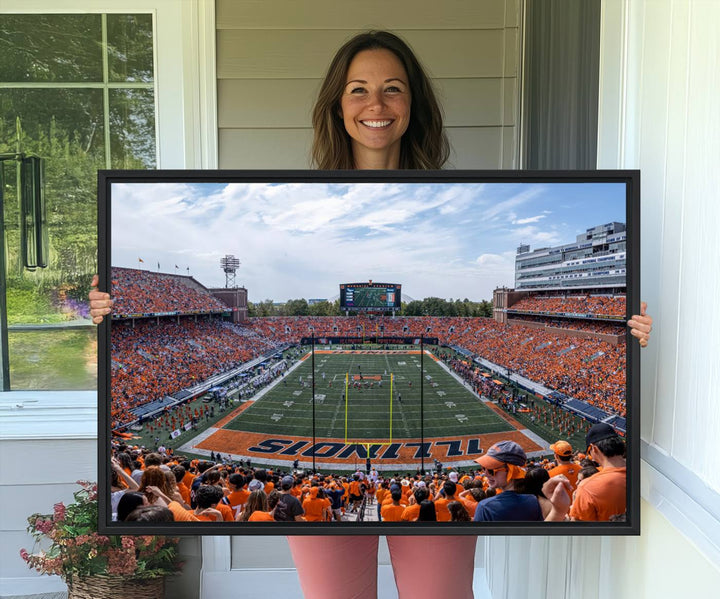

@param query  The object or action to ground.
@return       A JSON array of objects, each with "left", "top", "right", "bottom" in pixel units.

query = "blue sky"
[{"left": 111, "top": 181, "right": 626, "bottom": 302}]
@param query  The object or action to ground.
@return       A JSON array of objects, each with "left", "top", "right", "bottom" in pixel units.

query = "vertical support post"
[
  {"left": 311, "top": 334, "right": 316, "bottom": 473},
  {"left": 420, "top": 336, "right": 424, "bottom": 474},
  {"left": 0, "top": 165, "right": 10, "bottom": 390}
]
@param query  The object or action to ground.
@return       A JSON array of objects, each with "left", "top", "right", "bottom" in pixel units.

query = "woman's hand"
[
  {"left": 145, "top": 485, "right": 170, "bottom": 506},
  {"left": 89, "top": 274, "right": 113, "bottom": 324},
  {"left": 628, "top": 301, "right": 653, "bottom": 348}
]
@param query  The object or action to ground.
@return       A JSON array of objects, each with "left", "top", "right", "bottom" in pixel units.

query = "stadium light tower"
[{"left": 220, "top": 254, "right": 240, "bottom": 288}]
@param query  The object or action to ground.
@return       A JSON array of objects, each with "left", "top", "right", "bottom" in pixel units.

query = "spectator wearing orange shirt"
[
  {"left": 348, "top": 475, "right": 363, "bottom": 513},
  {"left": 375, "top": 481, "right": 389, "bottom": 521},
  {"left": 548, "top": 440, "right": 581, "bottom": 490},
  {"left": 447, "top": 471, "right": 465, "bottom": 495},
  {"left": 192, "top": 485, "right": 226, "bottom": 522},
  {"left": 433, "top": 481, "right": 458, "bottom": 522},
  {"left": 224, "top": 473, "right": 251, "bottom": 518},
  {"left": 458, "top": 486, "right": 485, "bottom": 519},
  {"left": 400, "top": 486, "right": 429, "bottom": 522},
  {"left": 380, "top": 487, "right": 406, "bottom": 522},
  {"left": 238, "top": 489, "right": 271, "bottom": 522},
  {"left": 302, "top": 487, "right": 330, "bottom": 522},
  {"left": 570, "top": 423, "right": 627, "bottom": 521}
]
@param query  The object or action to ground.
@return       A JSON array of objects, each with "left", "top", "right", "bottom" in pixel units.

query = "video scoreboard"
[{"left": 339, "top": 281, "right": 401, "bottom": 311}]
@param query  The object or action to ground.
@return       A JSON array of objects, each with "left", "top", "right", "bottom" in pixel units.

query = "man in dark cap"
[
  {"left": 570, "top": 423, "right": 626, "bottom": 521},
  {"left": 274, "top": 475, "right": 305, "bottom": 522}
]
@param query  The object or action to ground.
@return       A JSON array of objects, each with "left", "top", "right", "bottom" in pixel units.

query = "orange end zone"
[{"left": 194, "top": 429, "right": 542, "bottom": 467}]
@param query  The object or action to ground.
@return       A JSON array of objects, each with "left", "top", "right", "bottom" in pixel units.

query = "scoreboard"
[{"left": 339, "top": 281, "right": 401, "bottom": 311}]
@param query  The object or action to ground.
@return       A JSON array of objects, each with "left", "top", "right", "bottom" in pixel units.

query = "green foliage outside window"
[{"left": 0, "top": 13, "right": 156, "bottom": 389}]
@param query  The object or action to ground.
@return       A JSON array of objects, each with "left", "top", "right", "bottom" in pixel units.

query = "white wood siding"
[
  {"left": 216, "top": 0, "right": 522, "bottom": 169},
  {"left": 485, "top": 1, "right": 720, "bottom": 597}
]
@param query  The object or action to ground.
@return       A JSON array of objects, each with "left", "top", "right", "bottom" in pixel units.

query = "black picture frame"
[{"left": 98, "top": 169, "right": 640, "bottom": 536}]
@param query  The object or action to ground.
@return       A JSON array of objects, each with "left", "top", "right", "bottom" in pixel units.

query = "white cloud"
[{"left": 513, "top": 215, "right": 546, "bottom": 225}]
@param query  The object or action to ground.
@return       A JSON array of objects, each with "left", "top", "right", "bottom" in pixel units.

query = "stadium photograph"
[{"left": 101, "top": 174, "right": 633, "bottom": 528}]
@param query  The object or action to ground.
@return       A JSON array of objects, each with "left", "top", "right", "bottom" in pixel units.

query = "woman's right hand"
[{"left": 89, "top": 274, "right": 113, "bottom": 324}]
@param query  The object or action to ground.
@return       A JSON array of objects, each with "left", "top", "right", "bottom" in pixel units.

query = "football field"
[{"left": 224, "top": 350, "right": 514, "bottom": 441}]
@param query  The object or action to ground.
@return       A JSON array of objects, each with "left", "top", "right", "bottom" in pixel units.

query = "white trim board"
[{"left": 641, "top": 442, "right": 720, "bottom": 568}]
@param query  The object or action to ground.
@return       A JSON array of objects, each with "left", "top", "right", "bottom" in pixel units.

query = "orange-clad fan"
[
  {"left": 380, "top": 486, "right": 406, "bottom": 522},
  {"left": 547, "top": 440, "right": 580, "bottom": 490},
  {"left": 302, "top": 487, "right": 329, "bottom": 522},
  {"left": 570, "top": 424, "right": 627, "bottom": 521}
]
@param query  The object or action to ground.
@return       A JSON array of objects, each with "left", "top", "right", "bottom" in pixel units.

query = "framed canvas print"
[{"left": 98, "top": 170, "right": 640, "bottom": 535}]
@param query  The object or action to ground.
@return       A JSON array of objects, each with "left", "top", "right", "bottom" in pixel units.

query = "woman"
[
  {"left": 90, "top": 29, "right": 653, "bottom": 599},
  {"left": 448, "top": 500, "right": 472, "bottom": 523},
  {"left": 137, "top": 466, "right": 172, "bottom": 505},
  {"left": 237, "top": 489, "right": 273, "bottom": 522}
]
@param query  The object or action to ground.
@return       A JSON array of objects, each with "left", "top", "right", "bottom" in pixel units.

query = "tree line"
[{"left": 247, "top": 297, "right": 493, "bottom": 318}]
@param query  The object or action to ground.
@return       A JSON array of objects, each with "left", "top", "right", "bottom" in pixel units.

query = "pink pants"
[{"left": 287, "top": 535, "right": 477, "bottom": 599}]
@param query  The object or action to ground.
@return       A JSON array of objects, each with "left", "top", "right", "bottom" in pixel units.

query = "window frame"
[
  {"left": 0, "top": 2, "right": 216, "bottom": 401},
  {"left": 1, "top": 0, "right": 218, "bottom": 170}
]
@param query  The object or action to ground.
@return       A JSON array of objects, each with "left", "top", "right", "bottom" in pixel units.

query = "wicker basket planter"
[{"left": 67, "top": 575, "right": 165, "bottom": 599}]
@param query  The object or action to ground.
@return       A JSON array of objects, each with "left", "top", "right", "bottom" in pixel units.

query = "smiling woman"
[
  {"left": 339, "top": 49, "right": 412, "bottom": 169},
  {"left": 311, "top": 31, "right": 448, "bottom": 170}
]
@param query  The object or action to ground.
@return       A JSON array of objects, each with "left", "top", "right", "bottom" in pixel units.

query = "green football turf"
[{"left": 224, "top": 350, "right": 514, "bottom": 440}]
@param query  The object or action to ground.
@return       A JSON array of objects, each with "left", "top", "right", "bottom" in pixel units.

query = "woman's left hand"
[{"left": 628, "top": 301, "right": 653, "bottom": 347}]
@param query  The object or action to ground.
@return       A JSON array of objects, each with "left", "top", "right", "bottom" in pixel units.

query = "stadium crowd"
[
  {"left": 111, "top": 319, "right": 280, "bottom": 426},
  {"left": 111, "top": 315, "right": 626, "bottom": 427},
  {"left": 508, "top": 316, "right": 625, "bottom": 336},
  {"left": 111, "top": 267, "right": 227, "bottom": 316},
  {"left": 109, "top": 422, "right": 626, "bottom": 524},
  {"left": 108, "top": 269, "right": 628, "bottom": 427},
  {"left": 509, "top": 295, "right": 625, "bottom": 318}
]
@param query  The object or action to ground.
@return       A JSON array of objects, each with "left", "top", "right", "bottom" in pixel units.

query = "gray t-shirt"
[{"left": 274, "top": 492, "right": 304, "bottom": 521}]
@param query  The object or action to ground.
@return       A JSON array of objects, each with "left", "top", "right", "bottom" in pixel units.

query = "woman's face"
[{"left": 340, "top": 48, "right": 411, "bottom": 167}]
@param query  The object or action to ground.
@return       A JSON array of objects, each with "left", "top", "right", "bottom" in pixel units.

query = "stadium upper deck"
[{"left": 111, "top": 267, "right": 227, "bottom": 317}]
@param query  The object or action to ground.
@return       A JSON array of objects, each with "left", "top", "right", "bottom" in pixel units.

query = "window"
[{"left": 0, "top": 13, "right": 156, "bottom": 390}]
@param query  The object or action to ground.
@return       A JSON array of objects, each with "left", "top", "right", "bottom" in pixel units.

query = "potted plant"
[{"left": 20, "top": 480, "right": 182, "bottom": 599}]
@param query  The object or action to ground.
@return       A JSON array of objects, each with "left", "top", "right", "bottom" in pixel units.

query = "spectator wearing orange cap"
[
  {"left": 474, "top": 441, "right": 571, "bottom": 522},
  {"left": 548, "top": 440, "right": 580, "bottom": 490},
  {"left": 570, "top": 423, "right": 626, "bottom": 521}
]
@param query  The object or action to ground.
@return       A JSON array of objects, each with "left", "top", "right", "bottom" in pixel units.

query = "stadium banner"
[
  {"left": 300, "top": 336, "right": 439, "bottom": 346},
  {"left": 98, "top": 170, "right": 641, "bottom": 536}
]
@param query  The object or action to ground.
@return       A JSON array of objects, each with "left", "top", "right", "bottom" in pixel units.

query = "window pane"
[
  {"left": 8, "top": 329, "right": 97, "bottom": 390},
  {"left": 110, "top": 89, "right": 156, "bottom": 169},
  {"left": 0, "top": 89, "right": 106, "bottom": 163},
  {"left": 0, "top": 14, "right": 103, "bottom": 82},
  {"left": 1, "top": 89, "right": 105, "bottom": 278},
  {"left": 107, "top": 14, "right": 154, "bottom": 83}
]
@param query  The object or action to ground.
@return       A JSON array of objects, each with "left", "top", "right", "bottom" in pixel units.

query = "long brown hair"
[
  {"left": 237, "top": 490, "right": 268, "bottom": 522},
  {"left": 311, "top": 30, "right": 449, "bottom": 170},
  {"left": 137, "top": 466, "right": 172, "bottom": 502}
]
